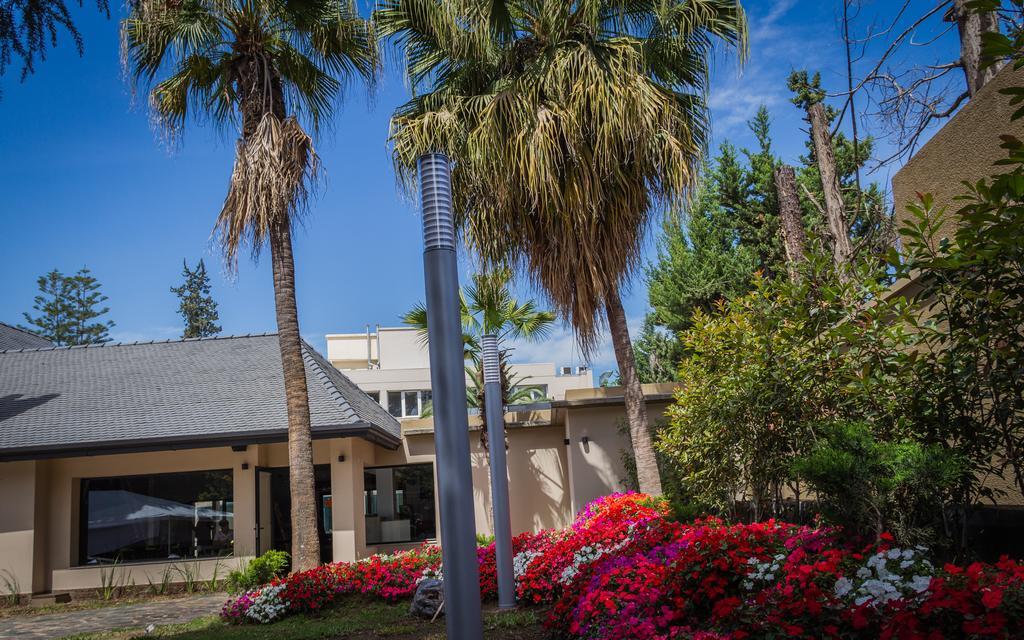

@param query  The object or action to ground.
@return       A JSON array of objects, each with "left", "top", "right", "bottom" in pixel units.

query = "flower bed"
[{"left": 222, "top": 493, "right": 1024, "bottom": 638}]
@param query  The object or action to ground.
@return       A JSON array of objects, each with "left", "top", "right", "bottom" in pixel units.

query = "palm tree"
[
  {"left": 377, "top": 0, "right": 746, "bottom": 495},
  {"left": 123, "top": 0, "right": 377, "bottom": 571},
  {"left": 402, "top": 269, "right": 555, "bottom": 447}
]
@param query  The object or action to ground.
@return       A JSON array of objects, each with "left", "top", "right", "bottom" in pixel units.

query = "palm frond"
[
  {"left": 215, "top": 114, "right": 320, "bottom": 266},
  {"left": 381, "top": 0, "right": 746, "bottom": 353}
]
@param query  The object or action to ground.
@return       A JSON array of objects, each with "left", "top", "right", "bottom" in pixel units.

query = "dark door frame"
[{"left": 254, "top": 465, "right": 333, "bottom": 563}]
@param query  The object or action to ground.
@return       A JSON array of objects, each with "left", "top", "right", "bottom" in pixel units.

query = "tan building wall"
[
  {"left": 326, "top": 328, "right": 594, "bottom": 413},
  {"left": 0, "top": 389, "right": 674, "bottom": 593},
  {"left": 892, "top": 64, "right": 1024, "bottom": 241},
  {"left": 560, "top": 384, "right": 678, "bottom": 514}
]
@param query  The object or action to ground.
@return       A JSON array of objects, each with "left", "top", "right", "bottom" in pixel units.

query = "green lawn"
[{"left": 65, "top": 599, "right": 545, "bottom": 640}]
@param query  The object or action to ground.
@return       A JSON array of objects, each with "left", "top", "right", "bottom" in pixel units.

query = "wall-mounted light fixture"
[
  {"left": 337, "top": 454, "right": 346, "bottom": 463},
  {"left": 241, "top": 462, "right": 250, "bottom": 470},
  {"left": 563, "top": 438, "right": 571, "bottom": 446},
  {"left": 581, "top": 436, "right": 590, "bottom": 446}
]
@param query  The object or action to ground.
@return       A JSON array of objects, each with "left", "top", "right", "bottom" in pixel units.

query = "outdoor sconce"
[
  {"left": 337, "top": 454, "right": 346, "bottom": 463},
  {"left": 581, "top": 436, "right": 590, "bottom": 446},
  {"left": 241, "top": 462, "right": 249, "bottom": 470}
]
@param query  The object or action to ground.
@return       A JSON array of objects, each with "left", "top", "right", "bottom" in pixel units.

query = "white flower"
[
  {"left": 834, "top": 577, "right": 854, "bottom": 597},
  {"left": 887, "top": 548, "right": 902, "bottom": 560},
  {"left": 910, "top": 575, "right": 931, "bottom": 593},
  {"left": 856, "top": 567, "right": 872, "bottom": 579}
]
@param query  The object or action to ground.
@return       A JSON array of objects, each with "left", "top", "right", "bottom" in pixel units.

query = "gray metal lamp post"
[
  {"left": 481, "top": 334, "right": 516, "bottom": 609},
  {"left": 417, "top": 152, "right": 484, "bottom": 639}
]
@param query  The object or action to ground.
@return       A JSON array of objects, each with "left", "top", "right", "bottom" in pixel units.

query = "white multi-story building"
[{"left": 325, "top": 326, "right": 594, "bottom": 418}]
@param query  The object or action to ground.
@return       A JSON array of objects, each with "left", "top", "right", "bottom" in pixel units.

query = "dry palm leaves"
[{"left": 215, "top": 113, "right": 320, "bottom": 266}]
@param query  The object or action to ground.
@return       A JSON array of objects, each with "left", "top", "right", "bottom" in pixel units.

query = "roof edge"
[{"left": 0, "top": 421, "right": 401, "bottom": 462}]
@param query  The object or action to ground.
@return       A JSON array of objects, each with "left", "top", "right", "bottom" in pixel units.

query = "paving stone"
[{"left": 0, "top": 593, "right": 224, "bottom": 639}]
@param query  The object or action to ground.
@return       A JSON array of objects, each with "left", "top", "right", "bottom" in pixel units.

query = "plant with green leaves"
[
  {"left": 793, "top": 420, "right": 962, "bottom": 548},
  {"left": 171, "top": 259, "right": 222, "bottom": 339},
  {"left": 900, "top": 178, "right": 1024, "bottom": 507},
  {"left": 403, "top": 269, "right": 555, "bottom": 448},
  {"left": 378, "top": 0, "right": 748, "bottom": 496},
  {"left": 122, "top": 0, "right": 377, "bottom": 572},
  {"left": 0, "top": 568, "right": 19, "bottom": 605},
  {"left": 659, "top": 252, "right": 923, "bottom": 521},
  {"left": 21, "top": 267, "right": 114, "bottom": 345},
  {"left": 226, "top": 550, "right": 290, "bottom": 594}
]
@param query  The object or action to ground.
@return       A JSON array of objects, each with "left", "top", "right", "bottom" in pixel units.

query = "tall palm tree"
[
  {"left": 123, "top": 0, "right": 378, "bottom": 571},
  {"left": 377, "top": 0, "right": 746, "bottom": 495},
  {"left": 403, "top": 269, "right": 555, "bottom": 446}
]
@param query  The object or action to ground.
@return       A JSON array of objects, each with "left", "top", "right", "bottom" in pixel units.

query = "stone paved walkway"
[{"left": 0, "top": 594, "right": 225, "bottom": 639}]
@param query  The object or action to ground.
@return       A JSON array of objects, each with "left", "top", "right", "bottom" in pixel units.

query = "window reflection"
[
  {"left": 79, "top": 470, "right": 234, "bottom": 565},
  {"left": 364, "top": 464, "right": 435, "bottom": 545}
]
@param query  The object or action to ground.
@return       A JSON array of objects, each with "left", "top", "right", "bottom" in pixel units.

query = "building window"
[
  {"left": 78, "top": 469, "right": 233, "bottom": 565},
  {"left": 386, "top": 390, "right": 431, "bottom": 418},
  {"left": 363, "top": 464, "right": 436, "bottom": 545},
  {"left": 512, "top": 384, "right": 549, "bottom": 402}
]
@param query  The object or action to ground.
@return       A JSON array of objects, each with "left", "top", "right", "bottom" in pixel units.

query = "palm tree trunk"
[
  {"left": 269, "top": 218, "right": 321, "bottom": 572},
  {"left": 605, "top": 291, "right": 662, "bottom": 496},
  {"left": 238, "top": 61, "right": 321, "bottom": 572}
]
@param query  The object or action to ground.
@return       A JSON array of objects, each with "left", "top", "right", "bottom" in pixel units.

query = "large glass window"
[
  {"left": 79, "top": 469, "right": 233, "bottom": 565},
  {"left": 386, "top": 390, "right": 431, "bottom": 418},
  {"left": 364, "top": 464, "right": 436, "bottom": 545}
]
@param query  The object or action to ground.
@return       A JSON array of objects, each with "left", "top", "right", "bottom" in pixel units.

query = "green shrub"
[
  {"left": 793, "top": 421, "right": 961, "bottom": 547},
  {"left": 476, "top": 533, "right": 495, "bottom": 547},
  {"left": 226, "top": 550, "right": 290, "bottom": 594},
  {"left": 658, "top": 253, "right": 922, "bottom": 521}
]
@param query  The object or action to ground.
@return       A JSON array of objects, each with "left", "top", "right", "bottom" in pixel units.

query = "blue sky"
[{"left": 0, "top": 0, "right": 961, "bottom": 374}]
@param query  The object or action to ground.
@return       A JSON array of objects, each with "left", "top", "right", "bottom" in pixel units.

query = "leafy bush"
[
  {"left": 793, "top": 421, "right": 962, "bottom": 547},
  {"left": 659, "top": 253, "right": 923, "bottom": 523},
  {"left": 226, "top": 550, "right": 290, "bottom": 595},
  {"left": 476, "top": 533, "right": 495, "bottom": 546}
]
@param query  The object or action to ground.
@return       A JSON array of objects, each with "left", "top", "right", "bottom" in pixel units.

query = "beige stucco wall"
[
  {"left": 368, "top": 421, "right": 572, "bottom": 557},
  {"left": 0, "top": 390, "right": 678, "bottom": 592},
  {"left": 563, "top": 389, "right": 676, "bottom": 515},
  {"left": 893, "top": 64, "right": 1024, "bottom": 242},
  {"left": 0, "top": 460, "right": 41, "bottom": 594}
]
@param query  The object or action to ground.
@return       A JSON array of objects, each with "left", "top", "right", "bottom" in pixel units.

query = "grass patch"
[
  {"left": 64, "top": 597, "right": 548, "bottom": 640},
  {"left": 64, "top": 599, "right": 430, "bottom": 640},
  {"left": 485, "top": 608, "right": 539, "bottom": 630}
]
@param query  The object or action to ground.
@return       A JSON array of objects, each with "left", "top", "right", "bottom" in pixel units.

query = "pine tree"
[
  {"left": 65, "top": 268, "right": 114, "bottom": 344},
  {"left": 21, "top": 268, "right": 113, "bottom": 345},
  {"left": 20, "top": 269, "right": 73, "bottom": 345},
  {"left": 171, "top": 259, "right": 222, "bottom": 339},
  {"left": 646, "top": 179, "right": 759, "bottom": 338}
]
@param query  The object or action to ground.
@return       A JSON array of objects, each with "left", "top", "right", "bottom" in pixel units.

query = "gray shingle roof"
[
  {"left": 0, "top": 322, "right": 54, "bottom": 350},
  {"left": 0, "top": 334, "right": 401, "bottom": 460}
]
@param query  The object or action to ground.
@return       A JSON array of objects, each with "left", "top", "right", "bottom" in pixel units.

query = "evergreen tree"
[
  {"left": 65, "top": 267, "right": 114, "bottom": 344},
  {"left": 646, "top": 180, "right": 759, "bottom": 338},
  {"left": 171, "top": 259, "right": 222, "bottom": 339},
  {"left": 21, "top": 267, "right": 113, "bottom": 345},
  {"left": 641, "top": 99, "right": 892, "bottom": 380},
  {"left": 20, "top": 269, "right": 73, "bottom": 345}
]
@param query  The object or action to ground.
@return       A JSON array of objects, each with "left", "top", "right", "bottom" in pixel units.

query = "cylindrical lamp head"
[
  {"left": 481, "top": 334, "right": 500, "bottom": 385},
  {"left": 417, "top": 153, "right": 456, "bottom": 251}
]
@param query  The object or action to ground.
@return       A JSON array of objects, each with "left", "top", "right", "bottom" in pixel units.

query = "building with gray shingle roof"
[
  {"left": 0, "top": 333, "right": 400, "bottom": 460},
  {"left": 0, "top": 322, "right": 54, "bottom": 350}
]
